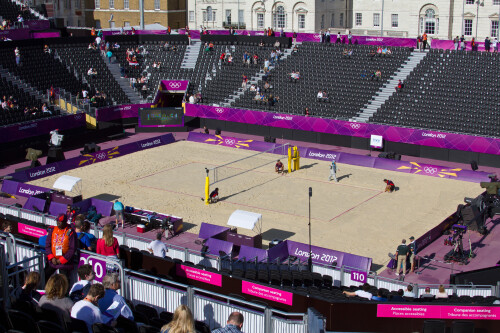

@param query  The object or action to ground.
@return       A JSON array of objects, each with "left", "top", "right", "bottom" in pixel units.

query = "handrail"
[
  {"left": 193, "top": 287, "right": 267, "bottom": 310},
  {"left": 0, "top": 231, "right": 17, "bottom": 263},
  {"left": 81, "top": 250, "right": 125, "bottom": 296}
]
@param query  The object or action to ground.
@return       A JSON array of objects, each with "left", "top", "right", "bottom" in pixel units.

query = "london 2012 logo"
[
  {"left": 168, "top": 82, "right": 182, "bottom": 89},
  {"left": 74, "top": 113, "right": 83, "bottom": 120},
  {"left": 79, "top": 147, "right": 120, "bottom": 166},
  {"left": 350, "top": 123, "right": 361, "bottom": 130},
  {"left": 215, "top": 108, "right": 224, "bottom": 114},
  {"left": 224, "top": 139, "right": 236, "bottom": 146}
]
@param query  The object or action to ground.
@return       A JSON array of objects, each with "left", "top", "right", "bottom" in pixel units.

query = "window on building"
[
  {"left": 124, "top": 21, "right": 130, "bottom": 27},
  {"left": 424, "top": 9, "right": 437, "bottom": 34},
  {"left": 355, "top": 13, "right": 362, "bottom": 26},
  {"left": 154, "top": 0, "right": 160, "bottom": 10},
  {"left": 75, "top": 0, "right": 80, "bottom": 9},
  {"left": 494, "top": 0, "right": 500, "bottom": 5},
  {"left": 466, "top": 0, "right": 474, "bottom": 4},
  {"left": 206, "top": 6, "right": 213, "bottom": 22},
  {"left": 225, "top": 9, "right": 231, "bottom": 24},
  {"left": 391, "top": 14, "right": 398, "bottom": 28},
  {"left": 492, "top": 20, "right": 499, "bottom": 38},
  {"left": 109, "top": 0, "right": 114, "bottom": 9},
  {"left": 257, "top": 13, "right": 264, "bottom": 28},
  {"left": 189, "top": 11, "right": 194, "bottom": 22},
  {"left": 331, "top": 13, "right": 334, "bottom": 27},
  {"left": 464, "top": 19, "right": 473, "bottom": 36},
  {"left": 238, "top": 9, "right": 244, "bottom": 24},
  {"left": 274, "top": 5, "right": 286, "bottom": 28},
  {"left": 373, "top": 13, "right": 380, "bottom": 27},
  {"left": 95, "top": 20, "right": 101, "bottom": 28},
  {"left": 124, "top": 0, "right": 129, "bottom": 9},
  {"left": 340, "top": 13, "right": 343, "bottom": 27},
  {"left": 298, "top": 14, "right": 305, "bottom": 29},
  {"left": 95, "top": 0, "right": 99, "bottom": 9},
  {"left": 110, "top": 21, "right": 115, "bottom": 28},
  {"left": 321, "top": 15, "right": 324, "bottom": 28}
]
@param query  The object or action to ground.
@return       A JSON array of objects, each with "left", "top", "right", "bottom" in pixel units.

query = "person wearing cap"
[
  {"left": 408, "top": 236, "right": 417, "bottom": 273},
  {"left": 45, "top": 214, "right": 77, "bottom": 280}
]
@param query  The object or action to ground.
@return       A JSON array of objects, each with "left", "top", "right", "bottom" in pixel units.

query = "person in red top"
[
  {"left": 96, "top": 224, "right": 120, "bottom": 258},
  {"left": 384, "top": 179, "right": 395, "bottom": 193},
  {"left": 45, "top": 214, "right": 77, "bottom": 280}
]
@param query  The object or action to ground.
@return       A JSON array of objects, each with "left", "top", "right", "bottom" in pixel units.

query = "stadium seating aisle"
[
  {"left": 0, "top": 0, "right": 37, "bottom": 23},
  {"left": 234, "top": 42, "right": 411, "bottom": 119},
  {"left": 371, "top": 48, "right": 500, "bottom": 137}
]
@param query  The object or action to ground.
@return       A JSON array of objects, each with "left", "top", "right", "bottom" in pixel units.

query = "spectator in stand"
[
  {"left": 17, "top": 14, "right": 23, "bottom": 23},
  {"left": 96, "top": 224, "right": 120, "bottom": 259},
  {"left": 348, "top": 31, "right": 353, "bottom": 44},
  {"left": 485, "top": 37, "right": 491, "bottom": 52},
  {"left": 87, "top": 68, "right": 97, "bottom": 77},
  {"left": 91, "top": 27, "right": 96, "bottom": 36},
  {"left": 471, "top": 37, "right": 477, "bottom": 51},
  {"left": 10, "top": 271, "right": 41, "bottom": 307},
  {"left": 420, "top": 287, "right": 435, "bottom": 299},
  {"left": 493, "top": 38, "right": 498, "bottom": 52},
  {"left": 188, "top": 94, "right": 196, "bottom": 104},
  {"left": 106, "top": 49, "right": 113, "bottom": 63},
  {"left": 161, "top": 305, "right": 195, "bottom": 333},
  {"left": 99, "top": 273, "right": 133, "bottom": 322},
  {"left": 304, "top": 107, "right": 310, "bottom": 116},
  {"left": 75, "top": 217, "right": 92, "bottom": 251},
  {"left": 2, "top": 221, "right": 12, "bottom": 233},
  {"left": 41, "top": 103, "right": 52, "bottom": 115},
  {"left": 343, "top": 283, "right": 373, "bottom": 300},
  {"left": 14, "top": 47, "right": 20, "bottom": 66},
  {"left": 371, "top": 290, "right": 387, "bottom": 301},
  {"left": 460, "top": 36, "right": 466, "bottom": 51},
  {"left": 113, "top": 199, "right": 124, "bottom": 229},
  {"left": 403, "top": 285, "right": 416, "bottom": 298},
  {"left": 391, "top": 289, "right": 405, "bottom": 302},
  {"left": 69, "top": 264, "right": 95, "bottom": 300},
  {"left": 263, "top": 81, "right": 270, "bottom": 92},
  {"left": 422, "top": 32, "right": 428, "bottom": 50},
  {"left": 71, "top": 283, "right": 106, "bottom": 333},
  {"left": 317, "top": 90, "right": 323, "bottom": 101},
  {"left": 435, "top": 285, "right": 449, "bottom": 299},
  {"left": 453, "top": 36, "right": 459, "bottom": 50},
  {"left": 396, "top": 80, "right": 404, "bottom": 92},
  {"left": 45, "top": 214, "right": 77, "bottom": 280},
  {"left": 147, "top": 232, "right": 169, "bottom": 258},
  {"left": 212, "top": 312, "right": 244, "bottom": 333},
  {"left": 371, "top": 70, "right": 382, "bottom": 81},
  {"left": 44, "top": 45, "right": 51, "bottom": 54},
  {"left": 39, "top": 274, "right": 74, "bottom": 324},
  {"left": 82, "top": 221, "right": 97, "bottom": 250}
]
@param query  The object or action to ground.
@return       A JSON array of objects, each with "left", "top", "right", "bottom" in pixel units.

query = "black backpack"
[{"left": 69, "top": 283, "right": 91, "bottom": 302}]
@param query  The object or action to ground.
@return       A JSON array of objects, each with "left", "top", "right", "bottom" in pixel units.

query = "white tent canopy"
[
  {"left": 227, "top": 210, "right": 262, "bottom": 234},
  {"left": 53, "top": 175, "right": 82, "bottom": 195}
]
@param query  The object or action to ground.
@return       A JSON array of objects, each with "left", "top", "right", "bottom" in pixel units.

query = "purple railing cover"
[
  {"left": 23, "top": 197, "right": 46, "bottom": 212},
  {"left": 198, "top": 222, "right": 230, "bottom": 240},
  {"left": 48, "top": 201, "right": 67, "bottom": 217},
  {"left": 1, "top": 180, "right": 51, "bottom": 198},
  {"left": 205, "top": 237, "right": 233, "bottom": 256},
  {"left": 238, "top": 245, "right": 268, "bottom": 262}
]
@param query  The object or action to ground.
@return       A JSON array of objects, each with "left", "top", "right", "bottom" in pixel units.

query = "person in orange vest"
[
  {"left": 422, "top": 33, "right": 428, "bottom": 50},
  {"left": 45, "top": 214, "right": 77, "bottom": 280},
  {"left": 91, "top": 27, "right": 96, "bottom": 36}
]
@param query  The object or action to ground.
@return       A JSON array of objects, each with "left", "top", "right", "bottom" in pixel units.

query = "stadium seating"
[
  {"left": 54, "top": 44, "right": 129, "bottom": 105},
  {"left": 234, "top": 42, "right": 411, "bottom": 119},
  {"left": 0, "top": 0, "right": 37, "bottom": 23},
  {"left": 371, "top": 48, "right": 500, "bottom": 137}
]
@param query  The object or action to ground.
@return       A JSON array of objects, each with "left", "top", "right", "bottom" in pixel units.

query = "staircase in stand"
[
  {"left": 351, "top": 51, "right": 427, "bottom": 123},
  {"left": 101, "top": 54, "right": 145, "bottom": 104},
  {"left": 181, "top": 41, "right": 201, "bottom": 69}
]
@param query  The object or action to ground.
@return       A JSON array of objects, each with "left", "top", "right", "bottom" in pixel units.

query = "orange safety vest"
[{"left": 51, "top": 226, "right": 72, "bottom": 260}]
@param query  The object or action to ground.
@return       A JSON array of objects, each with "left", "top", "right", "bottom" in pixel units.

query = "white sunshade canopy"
[
  {"left": 227, "top": 210, "right": 262, "bottom": 234},
  {"left": 53, "top": 175, "right": 82, "bottom": 195}
]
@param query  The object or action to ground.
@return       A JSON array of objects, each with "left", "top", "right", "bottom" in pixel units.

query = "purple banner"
[
  {"left": 79, "top": 253, "right": 107, "bottom": 282},
  {"left": 185, "top": 104, "right": 500, "bottom": 156},
  {"left": 238, "top": 245, "right": 268, "bottom": 262},
  {"left": 95, "top": 103, "right": 152, "bottom": 122},
  {"left": 198, "top": 222, "right": 230, "bottom": 240},
  {"left": 1, "top": 180, "right": 51, "bottom": 197},
  {"left": 102, "top": 29, "right": 169, "bottom": 36},
  {"left": 188, "top": 132, "right": 278, "bottom": 152},
  {"left": 24, "top": 20, "right": 50, "bottom": 31},
  {"left": 0, "top": 113, "right": 86, "bottom": 143},
  {"left": 9, "top": 134, "right": 175, "bottom": 182},
  {"left": 432, "top": 39, "right": 488, "bottom": 52},
  {"left": 0, "top": 28, "right": 30, "bottom": 40},
  {"left": 32, "top": 31, "right": 60, "bottom": 39},
  {"left": 205, "top": 237, "right": 233, "bottom": 256}
]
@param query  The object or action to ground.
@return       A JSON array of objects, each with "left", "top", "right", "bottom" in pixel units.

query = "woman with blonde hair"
[
  {"left": 435, "top": 285, "right": 449, "bottom": 299},
  {"left": 161, "top": 305, "right": 195, "bottom": 333},
  {"left": 96, "top": 224, "right": 120, "bottom": 258},
  {"left": 39, "top": 274, "right": 74, "bottom": 323}
]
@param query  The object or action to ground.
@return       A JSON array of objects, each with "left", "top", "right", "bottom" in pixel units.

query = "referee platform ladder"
[{"left": 351, "top": 51, "right": 427, "bottom": 123}]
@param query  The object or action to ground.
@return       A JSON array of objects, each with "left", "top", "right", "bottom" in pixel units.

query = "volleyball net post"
[
  {"left": 204, "top": 168, "right": 210, "bottom": 205},
  {"left": 288, "top": 146, "right": 300, "bottom": 173}
]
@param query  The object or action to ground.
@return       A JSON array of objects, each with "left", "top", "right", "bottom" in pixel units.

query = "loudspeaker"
[
  {"left": 46, "top": 147, "right": 65, "bottom": 164},
  {"left": 470, "top": 160, "right": 478, "bottom": 171},
  {"left": 215, "top": 128, "right": 221, "bottom": 135},
  {"left": 264, "top": 136, "right": 276, "bottom": 143},
  {"left": 81, "top": 142, "right": 101, "bottom": 155}
]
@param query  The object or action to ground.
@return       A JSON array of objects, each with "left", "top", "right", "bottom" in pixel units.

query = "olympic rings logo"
[
  {"left": 224, "top": 139, "right": 235, "bottom": 145},
  {"left": 96, "top": 153, "right": 107, "bottom": 160},
  {"left": 313, "top": 35, "right": 321, "bottom": 40},
  {"left": 168, "top": 82, "right": 182, "bottom": 89},
  {"left": 215, "top": 108, "right": 224, "bottom": 114},
  {"left": 423, "top": 167, "right": 437, "bottom": 174},
  {"left": 74, "top": 114, "right": 83, "bottom": 120},
  {"left": 350, "top": 123, "right": 361, "bottom": 130}
]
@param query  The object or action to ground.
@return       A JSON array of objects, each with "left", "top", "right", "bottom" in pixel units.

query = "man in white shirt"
[
  {"left": 403, "top": 285, "right": 416, "bottom": 298},
  {"left": 147, "top": 232, "right": 168, "bottom": 258},
  {"left": 343, "top": 283, "right": 373, "bottom": 300},
  {"left": 71, "top": 283, "right": 106, "bottom": 333},
  {"left": 188, "top": 94, "right": 195, "bottom": 104},
  {"left": 70, "top": 264, "right": 95, "bottom": 298},
  {"left": 95, "top": 36, "right": 101, "bottom": 45},
  {"left": 82, "top": 89, "right": 88, "bottom": 98}
]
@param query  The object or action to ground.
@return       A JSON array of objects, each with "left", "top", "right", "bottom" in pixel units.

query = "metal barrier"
[
  {"left": 0, "top": 231, "right": 18, "bottom": 263},
  {"left": 271, "top": 309, "right": 308, "bottom": 333}
]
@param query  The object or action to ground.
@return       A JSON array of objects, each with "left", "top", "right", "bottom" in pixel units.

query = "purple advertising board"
[
  {"left": 0, "top": 113, "right": 86, "bottom": 143},
  {"left": 32, "top": 31, "right": 60, "bottom": 39},
  {"left": 79, "top": 253, "right": 107, "bottom": 282},
  {"left": 188, "top": 133, "right": 491, "bottom": 183},
  {"left": 1, "top": 180, "right": 51, "bottom": 197},
  {"left": 24, "top": 20, "right": 50, "bottom": 31},
  {"left": 8, "top": 134, "right": 176, "bottom": 182},
  {"left": 185, "top": 103, "right": 500, "bottom": 156},
  {"left": 0, "top": 28, "right": 30, "bottom": 40},
  {"left": 95, "top": 103, "right": 152, "bottom": 122},
  {"left": 102, "top": 29, "right": 170, "bottom": 36}
]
